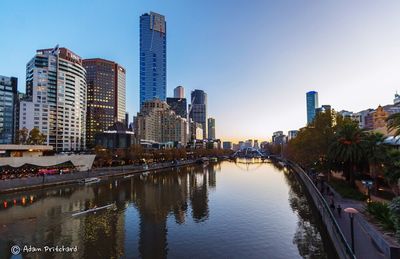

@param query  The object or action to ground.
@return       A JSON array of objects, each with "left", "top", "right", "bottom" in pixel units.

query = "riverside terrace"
[{"left": 0, "top": 145, "right": 95, "bottom": 179}]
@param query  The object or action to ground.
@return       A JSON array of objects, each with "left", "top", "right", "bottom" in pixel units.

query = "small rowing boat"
[{"left": 72, "top": 203, "right": 116, "bottom": 217}]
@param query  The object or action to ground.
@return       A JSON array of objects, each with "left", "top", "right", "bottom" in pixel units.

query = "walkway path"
[{"left": 319, "top": 182, "right": 386, "bottom": 259}]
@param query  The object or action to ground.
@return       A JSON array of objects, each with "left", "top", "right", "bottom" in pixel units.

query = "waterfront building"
[
  {"left": 207, "top": 117, "right": 216, "bottom": 139},
  {"left": 272, "top": 131, "right": 286, "bottom": 145},
  {"left": 306, "top": 91, "right": 318, "bottom": 124},
  {"left": 94, "top": 122, "right": 135, "bottom": 149},
  {"left": 140, "top": 12, "right": 167, "bottom": 106},
  {"left": 125, "top": 112, "right": 130, "bottom": 129},
  {"left": 174, "top": 86, "right": 184, "bottom": 98},
  {"left": 20, "top": 46, "right": 87, "bottom": 152},
  {"left": 167, "top": 97, "right": 187, "bottom": 118},
  {"left": 0, "top": 76, "right": 18, "bottom": 144},
  {"left": 83, "top": 58, "right": 126, "bottom": 147},
  {"left": 254, "top": 140, "right": 259, "bottom": 149},
  {"left": 189, "top": 89, "right": 207, "bottom": 139},
  {"left": 134, "top": 99, "right": 187, "bottom": 145},
  {"left": 189, "top": 119, "right": 203, "bottom": 140},
  {"left": 238, "top": 141, "right": 244, "bottom": 149},
  {"left": 223, "top": 141, "right": 233, "bottom": 150},
  {"left": 287, "top": 130, "right": 298, "bottom": 140}
]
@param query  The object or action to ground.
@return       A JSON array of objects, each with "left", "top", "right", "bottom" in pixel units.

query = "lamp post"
[{"left": 344, "top": 207, "right": 359, "bottom": 254}]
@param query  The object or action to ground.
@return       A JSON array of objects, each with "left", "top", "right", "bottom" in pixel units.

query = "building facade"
[
  {"left": 0, "top": 76, "right": 18, "bottom": 144},
  {"left": 174, "top": 86, "right": 184, "bottom": 98},
  {"left": 166, "top": 97, "right": 187, "bottom": 118},
  {"left": 207, "top": 117, "right": 216, "bottom": 139},
  {"left": 20, "top": 46, "right": 87, "bottom": 151},
  {"left": 223, "top": 141, "right": 233, "bottom": 150},
  {"left": 189, "top": 89, "right": 207, "bottom": 139},
  {"left": 306, "top": 91, "right": 318, "bottom": 124},
  {"left": 140, "top": 12, "right": 167, "bottom": 107},
  {"left": 134, "top": 99, "right": 187, "bottom": 145},
  {"left": 83, "top": 58, "right": 126, "bottom": 147}
]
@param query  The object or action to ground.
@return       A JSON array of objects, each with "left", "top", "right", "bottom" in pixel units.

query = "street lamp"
[{"left": 344, "top": 207, "right": 359, "bottom": 254}]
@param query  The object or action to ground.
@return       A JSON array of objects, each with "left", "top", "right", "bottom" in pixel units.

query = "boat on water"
[
  {"left": 79, "top": 177, "right": 100, "bottom": 184},
  {"left": 72, "top": 203, "right": 116, "bottom": 217}
]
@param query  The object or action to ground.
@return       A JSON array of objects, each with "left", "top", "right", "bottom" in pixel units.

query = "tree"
[
  {"left": 27, "top": 128, "right": 46, "bottom": 145},
  {"left": 328, "top": 122, "right": 365, "bottom": 187},
  {"left": 387, "top": 113, "right": 400, "bottom": 136},
  {"left": 16, "top": 127, "right": 29, "bottom": 144},
  {"left": 383, "top": 149, "right": 400, "bottom": 195}
]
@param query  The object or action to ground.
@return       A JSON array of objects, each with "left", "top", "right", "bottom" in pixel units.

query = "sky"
[{"left": 1, "top": 0, "right": 400, "bottom": 142}]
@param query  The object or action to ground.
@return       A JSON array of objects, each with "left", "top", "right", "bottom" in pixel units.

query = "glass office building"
[
  {"left": 140, "top": 12, "right": 167, "bottom": 107},
  {"left": 306, "top": 91, "right": 319, "bottom": 124},
  {"left": 189, "top": 90, "right": 207, "bottom": 139},
  {"left": 0, "top": 76, "right": 17, "bottom": 144}
]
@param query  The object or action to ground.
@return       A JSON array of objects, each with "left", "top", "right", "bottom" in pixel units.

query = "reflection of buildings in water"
[
  {"left": 189, "top": 168, "right": 209, "bottom": 222},
  {"left": 283, "top": 170, "right": 328, "bottom": 258},
  {"left": 208, "top": 164, "right": 217, "bottom": 188}
]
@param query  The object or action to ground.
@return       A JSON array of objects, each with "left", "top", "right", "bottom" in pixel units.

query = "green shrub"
[
  {"left": 389, "top": 197, "right": 400, "bottom": 241},
  {"left": 365, "top": 202, "right": 395, "bottom": 231},
  {"left": 328, "top": 179, "right": 367, "bottom": 201}
]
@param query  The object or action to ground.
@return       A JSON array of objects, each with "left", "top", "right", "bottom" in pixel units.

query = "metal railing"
[{"left": 286, "top": 160, "right": 356, "bottom": 259}]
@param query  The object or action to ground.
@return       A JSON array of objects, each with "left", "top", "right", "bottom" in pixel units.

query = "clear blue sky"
[{"left": 1, "top": 0, "right": 400, "bottom": 142}]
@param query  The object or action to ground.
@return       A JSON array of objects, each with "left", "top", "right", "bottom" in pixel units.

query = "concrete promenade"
[{"left": 0, "top": 159, "right": 198, "bottom": 194}]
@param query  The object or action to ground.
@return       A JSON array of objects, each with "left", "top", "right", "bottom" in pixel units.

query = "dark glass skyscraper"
[
  {"left": 140, "top": 12, "right": 166, "bottom": 107},
  {"left": 0, "top": 76, "right": 17, "bottom": 144},
  {"left": 306, "top": 91, "right": 318, "bottom": 124},
  {"left": 189, "top": 90, "right": 207, "bottom": 139}
]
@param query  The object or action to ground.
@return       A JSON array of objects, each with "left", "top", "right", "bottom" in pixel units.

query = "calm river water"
[{"left": 0, "top": 160, "right": 336, "bottom": 258}]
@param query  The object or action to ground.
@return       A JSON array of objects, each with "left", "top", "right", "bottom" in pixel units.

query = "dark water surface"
[{"left": 0, "top": 160, "right": 335, "bottom": 258}]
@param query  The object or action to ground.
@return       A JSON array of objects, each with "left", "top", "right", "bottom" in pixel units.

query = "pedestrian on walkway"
[{"left": 337, "top": 204, "right": 342, "bottom": 217}]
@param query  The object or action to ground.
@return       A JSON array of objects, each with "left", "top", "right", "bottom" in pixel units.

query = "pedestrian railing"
[{"left": 286, "top": 160, "right": 356, "bottom": 259}]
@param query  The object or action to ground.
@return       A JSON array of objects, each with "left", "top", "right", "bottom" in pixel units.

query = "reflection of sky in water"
[{"left": 0, "top": 161, "right": 332, "bottom": 258}]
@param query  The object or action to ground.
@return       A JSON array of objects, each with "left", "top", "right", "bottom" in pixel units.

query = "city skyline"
[{"left": 2, "top": 1, "right": 400, "bottom": 141}]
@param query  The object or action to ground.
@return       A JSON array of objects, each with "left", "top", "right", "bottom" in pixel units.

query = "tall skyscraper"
[
  {"left": 0, "top": 76, "right": 18, "bottom": 144},
  {"left": 207, "top": 117, "right": 215, "bottom": 139},
  {"left": 83, "top": 58, "right": 126, "bottom": 147},
  {"left": 306, "top": 91, "right": 319, "bottom": 124},
  {"left": 140, "top": 12, "right": 167, "bottom": 107},
  {"left": 189, "top": 89, "right": 207, "bottom": 139},
  {"left": 20, "top": 46, "right": 87, "bottom": 151},
  {"left": 174, "top": 86, "right": 184, "bottom": 98}
]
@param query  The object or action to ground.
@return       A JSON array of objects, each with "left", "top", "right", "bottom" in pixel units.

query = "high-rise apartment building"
[
  {"left": 189, "top": 89, "right": 207, "bottom": 139},
  {"left": 207, "top": 117, "right": 215, "bottom": 139},
  {"left": 20, "top": 46, "right": 87, "bottom": 151},
  {"left": 166, "top": 97, "right": 187, "bottom": 118},
  {"left": 306, "top": 91, "right": 319, "bottom": 124},
  {"left": 174, "top": 86, "right": 184, "bottom": 98},
  {"left": 83, "top": 58, "right": 126, "bottom": 147},
  {"left": 134, "top": 99, "right": 187, "bottom": 145},
  {"left": 0, "top": 76, "right": 18, "bottom": 144},
  {"left": 140, "top": 12, "right": 167, "bottom": 107}
]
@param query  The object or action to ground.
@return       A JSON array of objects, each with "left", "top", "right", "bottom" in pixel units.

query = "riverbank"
[
  {"left": 0, "top": 159, "right": 199, "bottom": 194},
  {"left": 276, "top": 157, "right": 400, "bottom": 259}
]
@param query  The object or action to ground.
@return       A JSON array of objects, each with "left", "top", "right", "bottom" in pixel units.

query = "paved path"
[{"left": 319, "top": 183, "right": 386, "bottom": 259}]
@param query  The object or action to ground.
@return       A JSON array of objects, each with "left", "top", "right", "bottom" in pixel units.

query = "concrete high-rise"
[
  {"left": 140, "top": 12, "right": 167, "bottom": 107},
  {"left": 207, "top": 117, "right": 215, "bottom": 139},
  {"left": 306, "top": 91, "right": 318, "bottom": 124},
  {"left": 83, "top": 58, "right": 126, "bottom": 147},
  {"left": 0, "top": 76, "right": 18, "bottom": 144},
  {"left": 174, "top": 86, "right": 184, "bottom": 98},
  {"left": 189, "top": 89, "right": 207, "bottom": 139},
  {"left": 20, "top": 46, "right": 87, "bottom": 151}
]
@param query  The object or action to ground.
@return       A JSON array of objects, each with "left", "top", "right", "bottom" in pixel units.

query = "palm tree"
[
  {"left": 329, "top": 122, "right": 366, "bottom": 187},
  {"left": 387, "top": 113, "right": 400, "bottom": 136}
]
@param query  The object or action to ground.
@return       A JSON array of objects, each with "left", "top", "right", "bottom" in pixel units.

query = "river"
[{"left": 0, "top": 159, "right": 336, "bottom": 258}]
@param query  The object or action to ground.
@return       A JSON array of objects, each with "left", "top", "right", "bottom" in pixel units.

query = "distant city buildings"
[
  {"left": 174, "top": 85, "right": 184, "bottom": 98},
  {"left": 189, "top": 119, "right": 203, "bottom": 140},
  {"left": 167, "top": 97, "right": 187, "bottom": 119},
  {"left": 83, "top": 58, "right": 126, "bottom": 147},
  {"left": 95, "top": 122, "right": 135, "bottom": 149},
  {"left": 287, "top": 130, "right": 298, "bottom": 140},
  {"left": 272, "top": 131, "right": 286, "bottom": 145},
  {"left": 140, "top": 12, "right": 167, "bottom": 107},
  {"left": 189, "top": 89, "right": 207, "bottom": 139},
  {"left": 134, "top": 99, "right": 187, "bottom": 146},
  {"left": 20, "top": 46, "right": 87, "bottom": 151},
  {"left": 223, "top": 141, "right": 232, "bottom": 150},
  {"left": 306, "top": 91, "right": 318, "bottom": 124},
  {"left": 0, "top": 76, "right": 17, "bottom": 144},
  {"left": 208, "top": 117, "right": 216, "bottom": 139}
]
